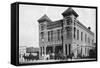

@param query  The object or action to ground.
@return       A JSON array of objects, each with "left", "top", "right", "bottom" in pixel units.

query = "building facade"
[{"left": 38, "top": 7, "right": 94, "bottom": 59}]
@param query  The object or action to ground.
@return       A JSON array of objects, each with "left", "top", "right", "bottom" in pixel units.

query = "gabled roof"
[
  {"left": 62, "top": 7, "right": 79, "bottom": 17},
  {"left": 38, "top": 14, "right": 52, "bottom": 23}
]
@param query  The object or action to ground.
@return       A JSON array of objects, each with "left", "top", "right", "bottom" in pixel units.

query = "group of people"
[
  {"left": 43, "top": 50, "right": 74, "bottom": 60},
  {"left": 22, "top": 53, "right": 39, "bottom": 61},
  {"left": 19, "top": 50, "right": 75, "bottom": 62}
]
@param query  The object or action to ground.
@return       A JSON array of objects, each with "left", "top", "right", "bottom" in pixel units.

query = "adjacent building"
[
  {"left": 26, "top": 47, "right": 39, "bottom": 56},
  {"left": 19, "top": 46, "right": 26, "bottom": 59},
  {"left": 38, "top": 7, "right": 94, "bottom": 59}
]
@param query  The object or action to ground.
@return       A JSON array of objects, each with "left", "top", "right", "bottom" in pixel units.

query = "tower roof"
[
  {"left": 38, "top": 14, "right": 52, "bottom": 23},
  {"left": 62, "top": 7, "right": 79, "bottom": 17}
]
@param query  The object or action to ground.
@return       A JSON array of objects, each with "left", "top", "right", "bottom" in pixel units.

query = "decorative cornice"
[{"left": 62, "top": 7, "right": 79, "bottom": 17}]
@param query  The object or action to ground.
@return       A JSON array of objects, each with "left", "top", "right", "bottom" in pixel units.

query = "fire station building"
[{"left": 38, "top": 7, "right": 94, "bottom": 59}]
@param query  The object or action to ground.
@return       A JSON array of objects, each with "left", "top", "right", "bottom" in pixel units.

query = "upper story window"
[
  {"left": 74, "top": 18, "right": 76, "bottom": 26},
  {"left": 81, "top": 32, "right": 83, "bottom": 41},
  {"left": 88, "top": 37, "right": 90, "bottom": 44},
  {"left": 66, "top": 27, "right": 72, "bottom": 39},
  {"left": 77, "top": 30, "right": 79, "bottom": 40},
  {"left": 48, "top": 30, "right": 53, "bottom": 42},
  {"left": 57, "top": 29, "right": 61, "bottom": 41},
  {"left": 41, "top": 24, "right": 45, "bottom": 30},
  {"left": 51, "top": 31, "right": 53, "bottom": 41},
  {"left": 48, "top": 31, "right": 50, "bottom": 42},
  {"left": 41, "top": 32, "right": 44, "bottom": 39},
  {"left": 85, "top": 34, "right": 87, "bottom": 42},
  {"left": 65, "top": 17, "right": 72, "bottom": 25},
  {"left": 74, "top": 27, "right": 76, "bottom": 39}
]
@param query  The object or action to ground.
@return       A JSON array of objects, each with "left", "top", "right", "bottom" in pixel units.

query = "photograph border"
[{"left": 11, "top": 2, "right": 98, "bottom": 66}]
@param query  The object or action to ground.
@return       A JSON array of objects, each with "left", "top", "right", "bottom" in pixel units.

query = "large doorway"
[
  {"left": 65, "top": 44, "right": 71, "bottom": 56},
  {"left": 55, "top": 46, "right": 63, "bottom": 54},
  {"left": 65, "top": 44, "right": 67, "bottom": 55},
  {"left": 55, "top": 46, "right": 63, "bottom": 60},
  {"left": 46, "top": 46, "right": 53, "bottom": 54}
]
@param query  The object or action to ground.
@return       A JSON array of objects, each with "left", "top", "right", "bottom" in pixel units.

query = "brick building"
[{"left": 38, "top": 7, "right": 94, "bottom": 59}]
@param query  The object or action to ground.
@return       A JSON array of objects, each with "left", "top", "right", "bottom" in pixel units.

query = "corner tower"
[
  {"left": 38, "top": 14, "right": 51, "bottom": 59},
  {"left": 62, "top": 7, "right": 79, "bottom": 56}
]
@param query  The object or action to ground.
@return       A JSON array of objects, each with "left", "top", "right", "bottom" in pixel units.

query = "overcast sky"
[{"left": 19, "top": 4, "right": 96, "bottom": 48}]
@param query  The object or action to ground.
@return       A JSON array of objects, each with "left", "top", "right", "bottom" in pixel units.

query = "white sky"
[{"left": 19, "top": 4, "right": 96, "bottom": 48}]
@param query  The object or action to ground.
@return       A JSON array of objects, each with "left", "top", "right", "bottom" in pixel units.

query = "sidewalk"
[
  {"left": 19, "top": 58, "right": 96, "bottom": 63},
  {"left": 71, "top": 58, "right": 96, "bottom": 61}
]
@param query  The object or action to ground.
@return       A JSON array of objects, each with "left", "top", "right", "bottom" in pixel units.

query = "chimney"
[{"left": 88, "top": 27, "right": 91, "bottom": 30}]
